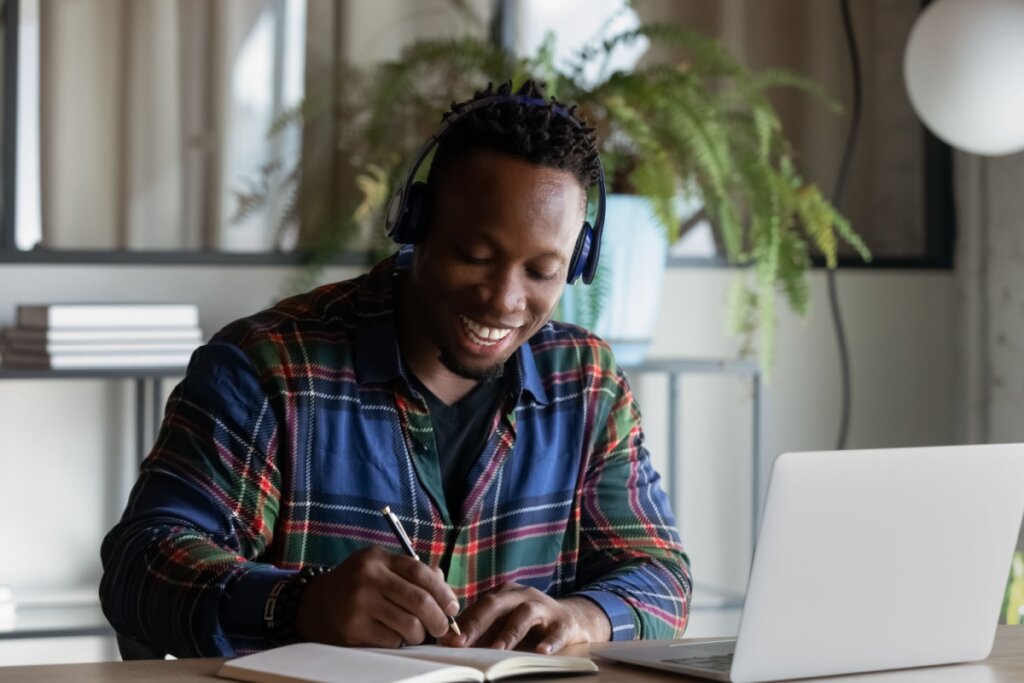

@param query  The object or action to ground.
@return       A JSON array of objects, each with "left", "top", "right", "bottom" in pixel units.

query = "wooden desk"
[{"left": 3, "top": 626, "right": 1022, "bottom": 682}]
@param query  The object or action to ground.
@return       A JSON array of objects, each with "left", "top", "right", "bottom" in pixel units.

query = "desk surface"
[{"left": 3, "top": 626, "right": 1022, "bottom": 682}]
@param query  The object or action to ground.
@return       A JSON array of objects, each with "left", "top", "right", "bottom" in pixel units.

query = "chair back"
[{"left": 116, "top": 632, "right": 165, "bottom": 660}]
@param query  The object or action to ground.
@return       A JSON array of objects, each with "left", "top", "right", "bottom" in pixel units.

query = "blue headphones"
[{"left": 383, "top": 94, "right": 606, "bottom": 285}]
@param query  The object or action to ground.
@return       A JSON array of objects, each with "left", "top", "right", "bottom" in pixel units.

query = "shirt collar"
[{"left": 513, "top": 339, "right": 550, "bottom": 405}]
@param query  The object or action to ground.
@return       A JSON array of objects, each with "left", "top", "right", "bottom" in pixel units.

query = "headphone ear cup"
[
  {"left": 390, "top": 181, "right": 429, "bottom": 244},
  {"left": 567, "top": 222, "right": 593, "bottom": 284}
]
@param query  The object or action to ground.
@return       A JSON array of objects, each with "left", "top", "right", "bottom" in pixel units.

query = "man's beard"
[{"left": 439, "top": 348, "right": 505, "bottom": 382}]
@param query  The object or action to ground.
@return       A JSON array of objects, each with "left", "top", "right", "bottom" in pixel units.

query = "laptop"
[{"left": 595, "top": 444, "right": 1024, "bottom": 683}]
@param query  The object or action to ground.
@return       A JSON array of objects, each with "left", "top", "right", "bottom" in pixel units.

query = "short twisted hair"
[{"left": 426, "top": 80, "right": 601, "bottom": 199}]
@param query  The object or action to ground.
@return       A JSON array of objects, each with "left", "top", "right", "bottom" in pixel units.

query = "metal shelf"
[
  {"left": 0, "top": 367, "right": 182, "bottom": 644},
  {"left": 0, "top": 366, "right": 185, "bottom": 463},
  {"left": 0, "top": 603, "right": 112, "bottom": 640},
  {"left": 621, "top": 357, "right": 759, "bottom": 376},
  {"left": 620, "top": 357, "right": 765, "bottom": 554},
  {"left": 0, "top": 367, "right": 185, "bottom": 380}
]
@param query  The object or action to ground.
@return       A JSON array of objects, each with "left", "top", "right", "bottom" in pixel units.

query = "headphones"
[{"left": 383, "top": 95, "right": 606, "bottom": 285}]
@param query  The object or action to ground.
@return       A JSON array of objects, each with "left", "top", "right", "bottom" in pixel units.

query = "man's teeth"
[{"left": 459, "top": 315, "right": 513, "bottom": 346}]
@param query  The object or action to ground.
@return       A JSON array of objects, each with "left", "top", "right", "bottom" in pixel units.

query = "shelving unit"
[
  {"left": 622, "top": 358, "right": 764, "bottom": 543},
  {"left": 621, "top": 357, "right": 763, "bottom": 616},
  {"left": 0, "top": 604, "right": 110, "bottom": 640},
  {"left": 0, "top": 366, "right": 186, "bottom": 642},
  {"left": 0, "top": 367, "right": 181, "bottom": 464}
]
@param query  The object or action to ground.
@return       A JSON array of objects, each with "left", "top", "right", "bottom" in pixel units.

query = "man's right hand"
[{"left": 293, "top": 546, "right": 460, "bottom": 647}]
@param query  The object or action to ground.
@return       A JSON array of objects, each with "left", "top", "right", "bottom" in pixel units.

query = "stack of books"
[
  {"left": 0, "top": 303, "right": 203, "bottom": 369},
  {"left": 0, "top": 586, "right": 14, "bottom": 627}
]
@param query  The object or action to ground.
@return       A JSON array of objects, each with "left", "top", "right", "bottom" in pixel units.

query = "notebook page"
[
  {"left": 375, "top": 645, "right": 598, "bottom": 679},
  {"left": 217, "top": 643, "right": 484, "bottom": 683}
]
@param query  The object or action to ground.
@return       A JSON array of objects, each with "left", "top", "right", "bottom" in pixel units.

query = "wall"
[
  {"left": 956, "top": 151, "right": 1024, "bottom": 444},
  {"left": 642, "top": 266, "right": 956, "bottom": 620},
  {"left": 0, "top": 260, "right": 956, "bottom": 662},
  {"left": 955, "top": 151, "right": 1024, "bottom": 554}
]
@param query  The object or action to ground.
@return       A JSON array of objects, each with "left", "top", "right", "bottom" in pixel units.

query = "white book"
[
  {"left": 2, "top": 327, "right": 203, "bottom": 344},
  {"left": 0, "top": 587, "right": 15, "bottom": 622},
  {"left": 16, "top": 303, "right": 199, "bottom": 330},
  {"left": 1, "top": 349, "right": 194, "bottom": 370},
  {"left": 4, "top": 340, "right": 201, "bottom": 355},
  {"left": 217, "top": 643, "right": 598, "bottom": 683}
]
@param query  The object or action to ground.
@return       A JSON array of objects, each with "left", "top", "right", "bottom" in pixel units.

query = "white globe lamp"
[{"left": 904, "top": 0, "right": 1024, "bottom": 156}]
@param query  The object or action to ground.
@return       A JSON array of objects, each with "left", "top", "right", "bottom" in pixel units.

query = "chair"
[{"left": 116, "top": 632, "right": 166, "bottom": 660}]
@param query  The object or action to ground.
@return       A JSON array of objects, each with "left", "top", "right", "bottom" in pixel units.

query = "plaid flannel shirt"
[{"left": 100, "top": 254, "right": 691, "bottom": 657}]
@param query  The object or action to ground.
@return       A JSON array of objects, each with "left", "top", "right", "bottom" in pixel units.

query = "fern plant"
[
  {"left": 242, "top": 18, "right": 870, "bottom": 372},
  {"left": 549, "top": 23, "right": 871, "bottom": 370}
]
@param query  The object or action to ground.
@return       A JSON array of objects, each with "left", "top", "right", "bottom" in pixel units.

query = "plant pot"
[{"left": 556, "top": 194, "right": 667, "bottom": 366}]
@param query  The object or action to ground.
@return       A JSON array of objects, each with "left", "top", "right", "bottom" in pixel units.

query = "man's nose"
[{"left": 485, "top": 267, "right": 527, "bottom": 315}]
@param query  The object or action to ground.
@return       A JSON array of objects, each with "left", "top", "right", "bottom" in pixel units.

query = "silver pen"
[{"left": 380, "top": 506, "right": 462, "bottom": 636}]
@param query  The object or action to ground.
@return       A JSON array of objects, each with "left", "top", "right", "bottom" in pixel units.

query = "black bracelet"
[{"left": 264, "top": 565, "right": 328, "bottom": 646}]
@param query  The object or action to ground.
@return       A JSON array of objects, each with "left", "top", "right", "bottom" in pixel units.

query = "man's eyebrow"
[
  {"left": 533, "top": 250, "right": 567, "bottom": 261},
  {"left": 461, "top": 233, "right": 567, "bottom": 262}
]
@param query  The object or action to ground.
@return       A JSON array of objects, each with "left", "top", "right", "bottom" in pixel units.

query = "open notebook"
[{"left": 217, "top": 643, "right": 599, "bottom": 683}]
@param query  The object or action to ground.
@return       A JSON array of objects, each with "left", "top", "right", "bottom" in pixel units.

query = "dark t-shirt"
[{"left": 408, "top": 373, "right": 505, "bottom": 520}]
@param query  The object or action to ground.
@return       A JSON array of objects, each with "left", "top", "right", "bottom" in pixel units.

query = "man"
[{"left": 100, "top": 81, "right": 690, "bottom": 658}]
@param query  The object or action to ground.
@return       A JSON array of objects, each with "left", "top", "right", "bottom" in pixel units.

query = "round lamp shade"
[{"left": 904, "top": 0, "right": 1024, "bottom": 156}]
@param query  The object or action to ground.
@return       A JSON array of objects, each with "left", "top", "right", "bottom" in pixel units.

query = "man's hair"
[{"left": 425, "top": 80, "right": 601, "bottom": 199}]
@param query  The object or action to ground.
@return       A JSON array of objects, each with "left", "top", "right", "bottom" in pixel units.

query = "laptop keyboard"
[{"left": 661, "top": 653, "right": 734, "bottom": 672}]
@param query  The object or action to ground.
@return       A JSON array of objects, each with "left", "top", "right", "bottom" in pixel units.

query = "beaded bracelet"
[{"left": 264, "top": 565, "right": 328, "bottom": 646}]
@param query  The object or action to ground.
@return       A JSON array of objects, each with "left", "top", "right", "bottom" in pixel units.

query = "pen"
[{"left": 380, "top": 505, "right": 462, "bottom": 637}]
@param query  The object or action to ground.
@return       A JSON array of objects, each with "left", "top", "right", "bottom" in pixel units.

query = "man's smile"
[{"left": 458, "top": 314, "right": 516, "bottom": 347}]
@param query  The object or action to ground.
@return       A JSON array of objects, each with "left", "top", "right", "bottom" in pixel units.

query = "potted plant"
[
  {"left": 239, "top": 12, "right": 870, "bottom": 372},
  {"left": 548, "top": 23, "right": 871, "bottom": 370}
]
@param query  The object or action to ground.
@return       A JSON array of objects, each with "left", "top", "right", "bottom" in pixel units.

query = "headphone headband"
[{"left": 384, "top": 93, "right": 606, "bottom": 284}]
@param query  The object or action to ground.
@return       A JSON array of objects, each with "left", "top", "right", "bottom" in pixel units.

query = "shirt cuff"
[
  {"left": 220, "top": 564, "right": 297, "bottom": 644},
  {"left": 572, "top": 590, "right": 639, "bottom": 641}
]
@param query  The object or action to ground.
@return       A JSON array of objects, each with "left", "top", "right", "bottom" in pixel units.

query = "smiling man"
[
  {"left": 100, "top": 81, "right": 691, "bottom": 658},
  {"left": 399, "top": 147, "right": 584, "bottom": 399}
]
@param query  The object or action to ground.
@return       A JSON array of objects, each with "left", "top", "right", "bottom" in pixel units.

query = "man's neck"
[{"left": 411, "top": 369, "right": 480, "bottom": 406}]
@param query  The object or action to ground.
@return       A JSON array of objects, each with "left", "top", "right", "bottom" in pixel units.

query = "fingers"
[
  {"left": 489, "top": 600, "right": 582, "bottom": 653},
  {"left": 443, "top": 611, "right": 509, "bottom": 649},
  {"left": 382, "top": 576, "right": 454, "bottom": 638},
  {"left": 445, "top": 583, "right": 532, "bottom": 648},
  {"left": 351, "top": 618, "right": 407, "bottom": 648},
  {"left": 489, "top": 602, "right": 548, "bottom": 651},
  {"left": 534, "top": 620, "right": 575, "bottom": 654},
  {"left": 387, "top": 556, "right": 460, "bottom": 638},
  {"left": 373, "top": 596, "right": 428, "bottom": 645},
  {"left": 390, "top": 557, "right": 460, "bottom": 615},
  {"left": 294, "top": 546, "right": 461, "bottom": 648},
  {"left": 439, "top": 583, "right": 590, "bottom": 654}
]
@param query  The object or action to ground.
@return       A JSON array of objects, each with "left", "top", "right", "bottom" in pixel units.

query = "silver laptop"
[{"left": 596, "top": 444, "right": 1024, "bottom": 683}]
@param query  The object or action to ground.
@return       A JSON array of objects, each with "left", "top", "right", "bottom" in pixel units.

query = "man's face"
[{"left": 407, "top": 149, "right": 586, "bottom": 381}]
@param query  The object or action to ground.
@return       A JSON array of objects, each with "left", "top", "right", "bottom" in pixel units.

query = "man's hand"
[
  {"left": 294, "top": 546, "right": 460, "bottom": 647},
  {"left": 438, "top": 581, "right": 611, "bottom": 654}
]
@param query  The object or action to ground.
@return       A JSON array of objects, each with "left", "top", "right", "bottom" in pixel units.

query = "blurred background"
[{"left": 0, "top": 0, "right": 1021, "bottom": 665}]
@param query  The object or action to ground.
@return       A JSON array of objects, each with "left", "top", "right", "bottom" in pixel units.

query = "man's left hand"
[{"left": 437, "top": 582, "right": 611, "bottom": 654}]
